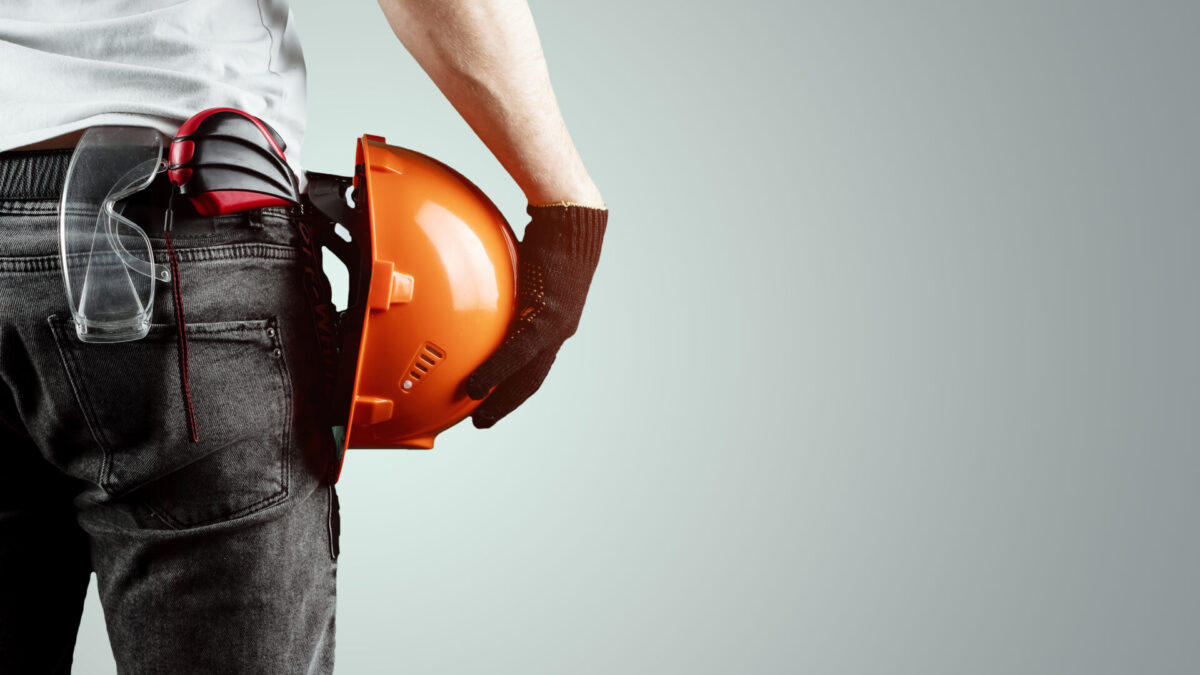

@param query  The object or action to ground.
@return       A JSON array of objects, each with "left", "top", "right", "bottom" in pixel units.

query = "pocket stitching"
[
  {"left": 145, "top": 317, "right": 293, "bottom": 528},
  {"left": 97, "top": 319, "right": 273, "bottom": 493},
  {"left": 47, "top": 315, "right": 116, "bottom": 488},
  {"left": 47, "top": 315, "right": 292, "bottom": 525}
]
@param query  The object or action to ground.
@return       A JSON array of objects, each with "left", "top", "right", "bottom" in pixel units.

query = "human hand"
[{"left": 465, "top": 202, "right": 608, "bottom": 428}]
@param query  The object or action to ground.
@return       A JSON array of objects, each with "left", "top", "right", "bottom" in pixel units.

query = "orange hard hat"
[{"left": 302, "top": 135, "right": 518, "bottom": 480}]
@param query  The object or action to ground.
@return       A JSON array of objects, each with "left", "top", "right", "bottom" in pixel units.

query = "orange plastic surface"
[{"left": 340, "top": 136, "right": 518, "bottom": 454}]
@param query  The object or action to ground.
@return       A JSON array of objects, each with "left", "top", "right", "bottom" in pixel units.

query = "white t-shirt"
[{"left": 0, "top": 0, "right": 308, "bottom": 186}]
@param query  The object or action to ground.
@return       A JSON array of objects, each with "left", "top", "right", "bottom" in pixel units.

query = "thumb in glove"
[{"left": 465, "top": 201, "right": 608, "bottom": 428}]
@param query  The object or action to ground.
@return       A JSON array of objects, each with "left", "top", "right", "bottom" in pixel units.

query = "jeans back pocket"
[{"left": 48, "top": 315, "right": 292, "bottom": 528}]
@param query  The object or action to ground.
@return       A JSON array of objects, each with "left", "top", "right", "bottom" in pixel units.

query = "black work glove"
[{"left": 465, "top": 202, "right": 608, "bottom": 428}]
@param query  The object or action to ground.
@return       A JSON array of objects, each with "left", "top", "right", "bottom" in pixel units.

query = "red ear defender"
[{"left": 169, "top": 108, "right": 299, "bottom": 216}]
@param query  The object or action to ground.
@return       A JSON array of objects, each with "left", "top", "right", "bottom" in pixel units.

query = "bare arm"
[{"left": 376, "top": 0, "right": 605, "bottom": 208}]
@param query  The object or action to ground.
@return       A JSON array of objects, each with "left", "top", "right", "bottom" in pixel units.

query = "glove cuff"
[{"left": 524, "top": 202, "right": 608, "bottom": 269}]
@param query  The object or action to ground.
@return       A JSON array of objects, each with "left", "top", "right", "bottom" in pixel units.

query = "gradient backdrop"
[{"left": 73, "top": 0, "right": 1200, "bottom": 673}]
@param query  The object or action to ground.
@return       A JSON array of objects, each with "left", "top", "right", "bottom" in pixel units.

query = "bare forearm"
[{"left": 377, "top": 0, "right": 604, "bottom": 207}]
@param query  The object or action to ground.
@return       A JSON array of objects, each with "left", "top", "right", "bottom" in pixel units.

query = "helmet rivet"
[{"left": 402, "top": 379, "right": 413, "bottom": 390}]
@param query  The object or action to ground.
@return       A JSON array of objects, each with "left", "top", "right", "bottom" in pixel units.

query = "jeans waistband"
[
  {"left": 0, "top": 147, "right": 304, "bottom": 256},
  {"left": 0, "top": 146, "right": 302, "bottom": 236},
  {"left": 0, "top": 148, "right": 75, "bottom": 201},
  {"left": 0, "top": 145, "right": 180, "bottom": 210}
]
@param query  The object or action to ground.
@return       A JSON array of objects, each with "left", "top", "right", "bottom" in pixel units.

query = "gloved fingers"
[
  {"left": 465, "top": 329, "right": 544, "bottom": 400},
  {"left": 470, "top": 349, "right": 558, "bottom": 429}
]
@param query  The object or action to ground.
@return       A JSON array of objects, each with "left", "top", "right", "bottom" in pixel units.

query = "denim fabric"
[{"left": 0, "top": 150, "right": 340, "bottom": 674}]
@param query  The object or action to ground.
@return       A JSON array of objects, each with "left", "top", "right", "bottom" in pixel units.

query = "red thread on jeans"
[{"left": 165, "top": 231, "right": 200, "bottom": 442}]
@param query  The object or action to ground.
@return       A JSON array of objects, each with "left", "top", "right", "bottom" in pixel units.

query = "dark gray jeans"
[{"left": 0, "top": 149, "right": 340, "bottom": 673}]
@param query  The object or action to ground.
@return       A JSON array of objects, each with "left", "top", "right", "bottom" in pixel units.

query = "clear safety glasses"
[{"left": 59, "top": 126, "right": 173, "bottom": 343}]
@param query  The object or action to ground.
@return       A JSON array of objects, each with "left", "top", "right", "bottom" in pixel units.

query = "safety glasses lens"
[{"left": 59, "top": 127, "right": 167, "bottom": 343}]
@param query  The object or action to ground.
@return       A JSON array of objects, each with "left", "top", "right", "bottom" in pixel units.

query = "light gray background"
[{"left": 73, "top": 0, "right": 1200, "bottom": 673}]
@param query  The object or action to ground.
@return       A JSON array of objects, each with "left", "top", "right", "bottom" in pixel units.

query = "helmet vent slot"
[{"left": 401, "top": 342, "right": 446, "bottom": 393}]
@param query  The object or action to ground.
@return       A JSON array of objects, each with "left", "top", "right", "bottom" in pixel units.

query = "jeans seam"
[
  {"left": 273, "top": 315, "right": 295, "bottom": 522},
  {"left": 327, "top": 484, "right": 340, "bottom": 562},
  {"left": 0, "top": 243, "right": 301, "bottom": 274},
  {"left": 0, "top": 199, "right": 57, "bottom": 215},
  {"left": 144, "top": 502, "right": 183, "bottom": 530},
  {"left": 47, "top": 315, "right": 116, "bottom": 489},
  {"left": 326, "top": 485, "right": 335, "bottom": 561},
  {"left": 150, "top": 478, "right": 291, "bottom": 529}
]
